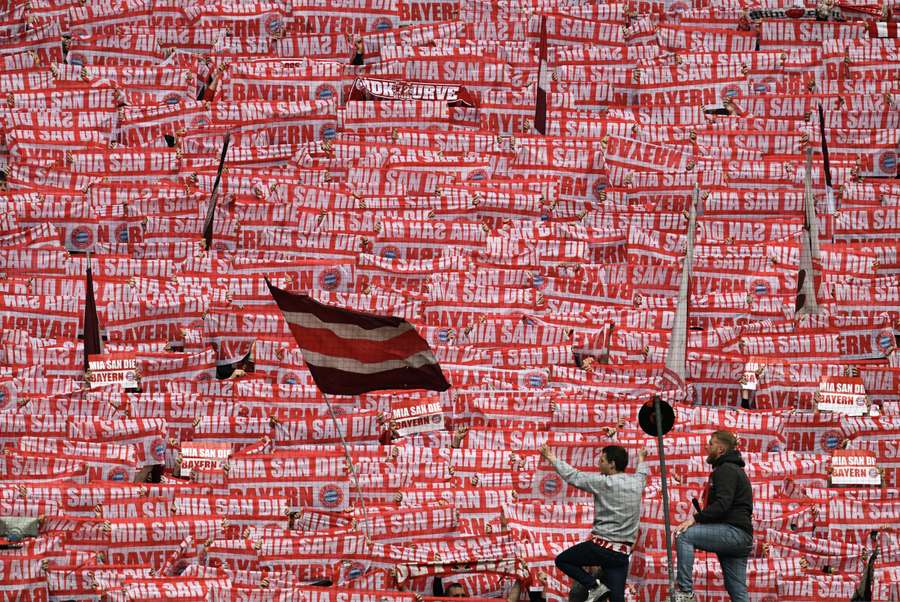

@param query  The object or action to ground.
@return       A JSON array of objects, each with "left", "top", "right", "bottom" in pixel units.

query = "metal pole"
[
  {"left": 320, "top": 392, "right": 373, "bottom": 581},
  {"left": 654, "top": 395, "right": 676, "bottom": 602}
]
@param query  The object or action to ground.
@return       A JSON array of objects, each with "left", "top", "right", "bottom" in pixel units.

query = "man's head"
[
  {"left": 706, "top": 430, "right": 737, "bottom": 465},
  {"left": 599, "top": 445, "right": 628, "bottom": 475},
  {"left": 445, "top": 582, "right": 467, "bottom": 597}
]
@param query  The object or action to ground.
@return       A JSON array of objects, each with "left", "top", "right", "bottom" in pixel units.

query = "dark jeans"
[
  {"left": 676, "top": 523, "right": 753, "bottom": 602},
  {"left": 555, "top": 541, "right": 629, "bottom": 602}
]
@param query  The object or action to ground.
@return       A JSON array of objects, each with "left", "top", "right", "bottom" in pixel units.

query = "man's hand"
[
  {"left": 637, "top": 447, "right": 649, "bottom": 462},
  {"left": 451, "top": 424, "right": 468, "bottom": 448},
  {"left": 674, "top": 516, "right": 695, "bottom": 537},
  {"left": 540, "top": 443, "right": 556, "bottom": 463}
]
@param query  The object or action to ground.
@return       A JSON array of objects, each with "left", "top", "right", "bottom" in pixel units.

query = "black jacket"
[{"left": 694, "top": 450, "right": 753, "bottom": 535}]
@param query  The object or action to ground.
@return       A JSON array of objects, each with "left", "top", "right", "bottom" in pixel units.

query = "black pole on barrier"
[{"left": 640, "top": 395, "right": 676, "bottom": 601}]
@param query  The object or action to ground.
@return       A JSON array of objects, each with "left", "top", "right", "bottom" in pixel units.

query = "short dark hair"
[
  {"left": 602, "top": 445, "right": 628, "bottom": 472},
  {"left": 711, "top": 430, "right": 738, "bottom": 451}
]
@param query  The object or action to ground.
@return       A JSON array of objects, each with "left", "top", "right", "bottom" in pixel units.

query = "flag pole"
[
  {"left": 264, "top": 277, "right": 452, "bottom": 585},
  {"left": 654, "top": 395, "right": 677, "bottom": 602},
  {"left": 202, "top": 132, "right": 231, "bottom": 250},
  {"left": 660, "top": 187, "right": 698, "bottom": 600},
  {"left": 320, "top": 391, "right": 374, "bottom": 582},
  {"left": 639, "top": 395, "right": 677, "bottom": 601},
  {"left": 797, "top": 147, "right": 820, "bottom": 314}
]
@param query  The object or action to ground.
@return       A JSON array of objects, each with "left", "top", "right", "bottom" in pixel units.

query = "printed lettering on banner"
[
  {"left": 830, "top": 449, "right": 881, "bottom": 486},
  {"left": 179, "top": 442, "right": 231, "bottom": 477},
  {"left": 392, "top": 397, "right": 444, "bottom": 436},
  {"left": 352, "top": 77, "right": 472, "bottom": 105},
  {"left": 87, "top": 352, "right": 138, "bottom": 390},
  {"left": 741, "top": 357, "right": 766, "bottom": 391},
  {"left": 817, "top": 375, "right": 869, "bottom": 416}
]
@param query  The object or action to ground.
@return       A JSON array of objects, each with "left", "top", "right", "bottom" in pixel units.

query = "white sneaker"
[
  {"left": 584, "top": 580, "right": 611, "bottom": 602},
  {"left": 672, "top": 591, "right": 695, "bottom": 602}
]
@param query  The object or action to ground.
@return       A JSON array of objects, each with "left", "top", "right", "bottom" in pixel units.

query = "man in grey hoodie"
[{"left": 541, "top": 443, "right": 649, "bottom": 602}]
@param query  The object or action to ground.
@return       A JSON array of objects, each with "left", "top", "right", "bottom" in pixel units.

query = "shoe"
[
  {"left": 672, "top": 591, "right": 695, "bottom": 602},
  {"left": 584, "top": 580, "right": 611, "bottom": 602}
]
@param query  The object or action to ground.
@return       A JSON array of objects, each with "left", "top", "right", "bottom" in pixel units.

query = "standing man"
[
  {"left": 673, "top": 430, "right": 753, "bottom": 602},
  {"left": 540, "top": 443, "right": 649, "bottom": 602}
]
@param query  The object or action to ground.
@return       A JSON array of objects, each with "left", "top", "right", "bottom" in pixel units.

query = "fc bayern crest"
[
  {"left": 150, "top": 437, "right": 167, "bottom": 462},
  {"left": 380, "top": 245, "right": 401, "bottom": 260},
  {"left": 875, "top": 328, "right": 895, "bottom": 356},
  {"left": 70, "top": 226, "right": 94, "bottom": 250},
  {"left": 346, "top": 562, "right": 366, "bottom": 580},
  {"left": 0, "top": 383, "right": 12, "bottom": 410},
  {"left": 320, "top": 123, "right": 337, "bottom": 141},
  {"left": 264, "top": 13, "right": 284, "bottom": 35},
  {"left": 108, "top": 467, "right": 129, "bottom": 482},
  {"left": 319, "top": 484, "right": 344, "bottom": 509},
  {"left": 531, "top": 273, "right": 547, "bottom": 290},
  {"left": 820, "top": 430, "right": 843, "bottom": 451},
  {"left": 539, "top": 473, "right": 563, "bottom": 497},
  {"left": 372, "top": 17, "right": 393, "bottom": 31},
  {"left": 721, "top": 85, "right": 741, "bottom": 99},
  {"left": 468, "top": 169, "right": 487, "bottom": 182},
  {"left": 67, "top": 52, "right": 86, "bottom": 67},
  {"left": 163, "top": 92, "right": 181, "bottom": 106},
  {"left": 526, "top": 371, "right": 547, "bottom": 388},
  {"left": 665, "top": 1, "right": 689, "bottom": 15},
  {"left": 315, "top": 84, "right": 337, "bottom": 101},
  {"left": 318, "top": 268, "right": 342, "bottom": 291},
  {"left": 751, "top": 279, "right": 769, "bottom": 296},
  {"left": 880, "top": 151, "right": 898, "bottom": 175},
  {"left": 114, "top": 223, "right": 130, "bottom": 243}
]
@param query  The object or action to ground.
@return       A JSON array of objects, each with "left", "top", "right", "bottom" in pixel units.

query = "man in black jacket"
[{"left": 672, "top": 430, "right": 753, "bottom": 602}]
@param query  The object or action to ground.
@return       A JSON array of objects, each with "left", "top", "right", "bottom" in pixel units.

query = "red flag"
[
  {"left": 534, "top": 15, "right": 548, "bottom": 135},
  {"left": 202, "top": 132, "right": 231, "bottom": 250},
  {"left": 82, "top": 262, "right": 103, "bottom": 373},
  {"left": 266, "top": 281, "right": 450, "bottom": 395},
  {"left": 817, "top": 103, "right": 835, "bottom": 213}
]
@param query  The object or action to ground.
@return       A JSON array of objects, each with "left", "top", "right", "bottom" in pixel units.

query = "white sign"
[
  {"left": 88, "top": 353, "right": 138, "bottom": 390},
  {"left": 741, "top": 357, "right": 765, "bottom": 391},
  {"left": 831, "top": 449, "right": 881, "bottom": 486},
  {"left": 392, "top": 399, "right": 444, "bottom": 437},
  {"left": 817, "top": 375, "right": 868, "bottom": 416},
  {"left": 180, "top": 442, "right": 231, "bottom": 477}
]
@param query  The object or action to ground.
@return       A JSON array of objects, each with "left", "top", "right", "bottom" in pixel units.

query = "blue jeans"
[
  {"left": 676, "top": 523, "right": 753, "bottom": 602},
  {"left": 555, "top": 541, "right": 629, "bottom": 602}
]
